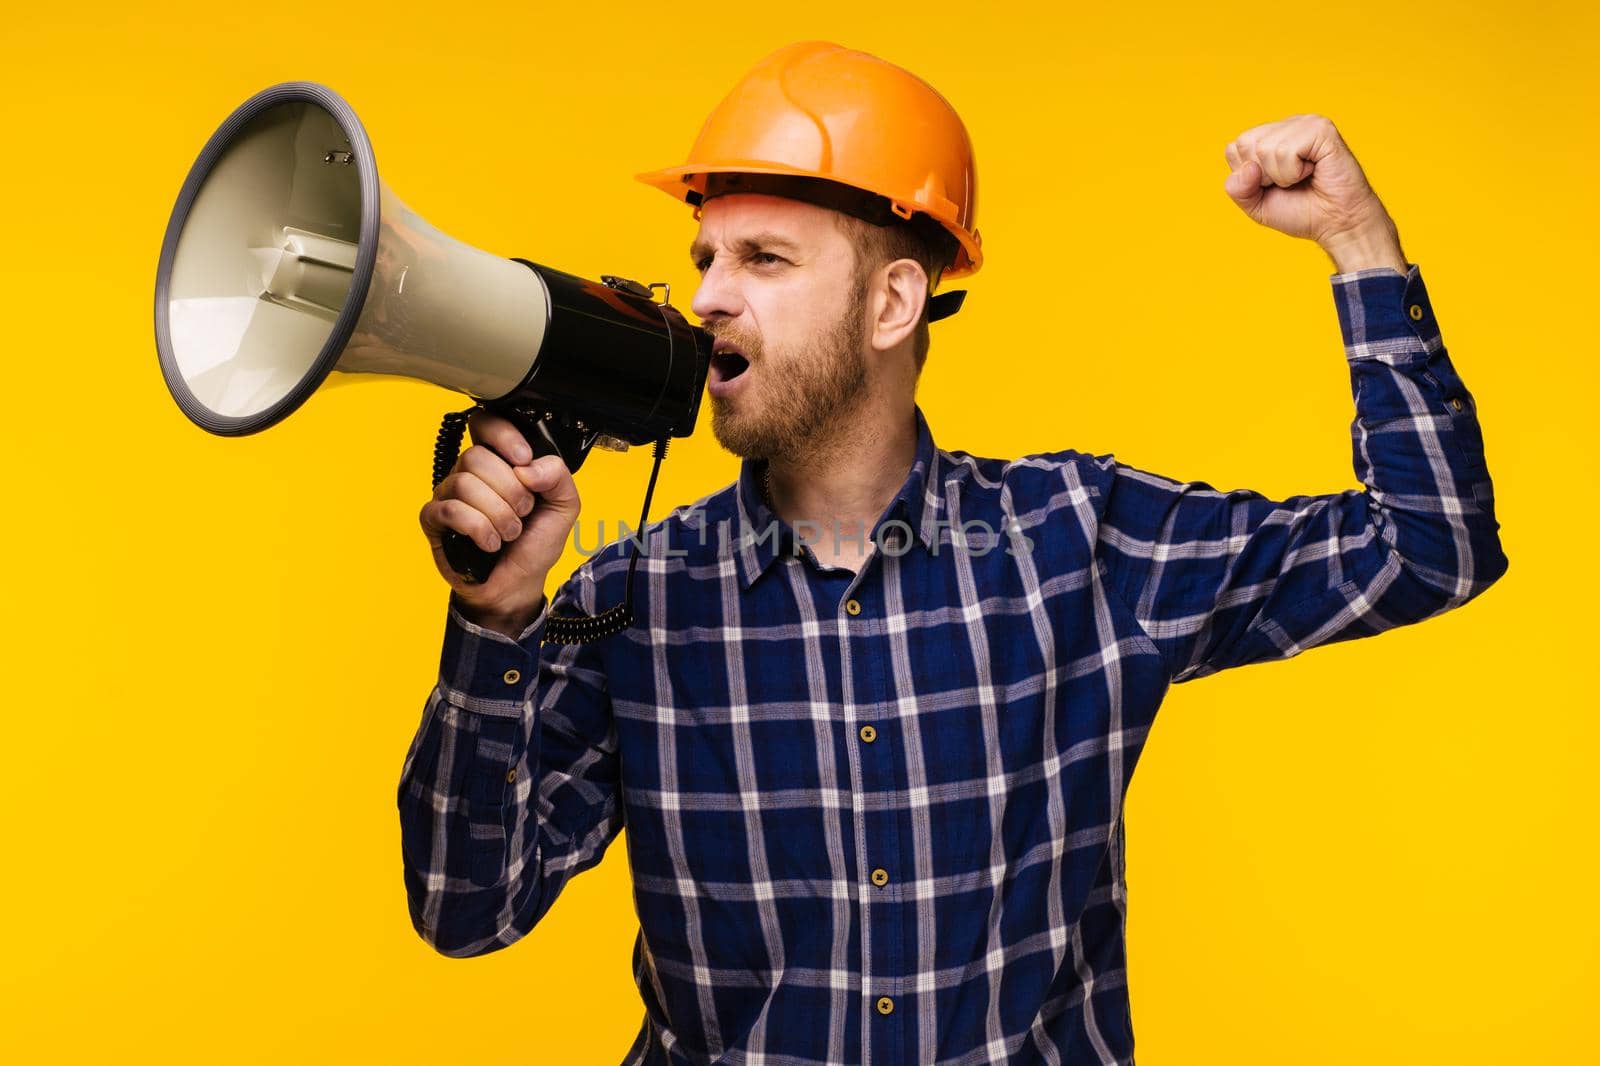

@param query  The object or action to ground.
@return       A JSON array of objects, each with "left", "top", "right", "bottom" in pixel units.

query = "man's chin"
[{"left": 709, "top": 400, "right": 775, "bottom": 461}]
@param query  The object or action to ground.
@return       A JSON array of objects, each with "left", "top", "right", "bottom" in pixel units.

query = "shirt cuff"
[
  {"left": 1329, "top": 261, "right": 1441, "bottom": 363},
  {"left": 435, "top": 593, "right": 550, "bottom": 717}
]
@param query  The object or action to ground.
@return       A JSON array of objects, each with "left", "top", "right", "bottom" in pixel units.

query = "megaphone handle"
[{"left": 435, "top": 408, "right": 570, "bottom": 586}]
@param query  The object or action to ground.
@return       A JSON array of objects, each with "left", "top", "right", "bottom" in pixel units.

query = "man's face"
[{"left": 689, "top": 193, "right": 869, "bottom": 461}]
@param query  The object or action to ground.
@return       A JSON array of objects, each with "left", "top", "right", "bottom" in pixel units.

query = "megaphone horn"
[{"left": 155, "top": 82, "right": 712, "bottom": 641}]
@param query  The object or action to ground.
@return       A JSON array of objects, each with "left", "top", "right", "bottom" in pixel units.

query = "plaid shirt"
[{"left": 398, "top": 263, "right": 1507, "bottom": 1065}]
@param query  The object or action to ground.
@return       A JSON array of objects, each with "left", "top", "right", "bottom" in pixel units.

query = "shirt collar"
[{"left": 733, "top": 405, "right": 941, "bottom": 590}]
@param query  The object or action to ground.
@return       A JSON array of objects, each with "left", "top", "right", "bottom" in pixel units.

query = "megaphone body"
[{"left": 154, "top": 83, "right": 711, "bottom": 617}]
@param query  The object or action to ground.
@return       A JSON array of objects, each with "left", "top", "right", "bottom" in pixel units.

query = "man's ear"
[{"left": 869, "top": 258, "right": 929, "bottom": 353}]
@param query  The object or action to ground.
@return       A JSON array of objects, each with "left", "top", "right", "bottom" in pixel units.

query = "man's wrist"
[
  {"left": 1321, "top": 217, "right": 1408, "bottom": 275},
  {"left": 456, "top": 595, "right": 547, "bottom": 642}
]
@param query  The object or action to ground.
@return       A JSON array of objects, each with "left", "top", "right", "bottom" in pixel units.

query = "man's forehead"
[{"left": 688, "top": 194, "right": 841, "bottom": 258}]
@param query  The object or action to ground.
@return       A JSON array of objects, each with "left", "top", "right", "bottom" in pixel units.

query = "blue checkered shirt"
[{"left": 398, "top": 263, "right": 1507, "bottom": 1064}]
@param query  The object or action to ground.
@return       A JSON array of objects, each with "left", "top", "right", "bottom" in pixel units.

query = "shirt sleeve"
[
  {"left": 1091, "top": 261, "right": 1508, "bottom": 684},
  {"left": 396, "top": 565, "right": 624, "bottom": 956}
]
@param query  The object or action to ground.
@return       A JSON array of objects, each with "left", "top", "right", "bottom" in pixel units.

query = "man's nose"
[{"left": 690, "top": 260, "right": 744, "bottom": 322}]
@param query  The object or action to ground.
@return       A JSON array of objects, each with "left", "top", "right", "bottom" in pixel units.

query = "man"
[{"left": 401, "top": 41, "right": 1506, "bottom": 1065}]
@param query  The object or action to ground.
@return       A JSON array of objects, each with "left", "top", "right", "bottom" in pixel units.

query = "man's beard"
[{"left": 709, "top": 278, "right": 869, "bottom": 462}]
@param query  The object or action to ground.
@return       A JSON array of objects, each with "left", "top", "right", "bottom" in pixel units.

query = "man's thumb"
[
  {"left": 521, "top": 455, "right": 580, "bottom": 512},
  {"left": 1225, "top": 159, "right": 1264, "bottom": 215}
]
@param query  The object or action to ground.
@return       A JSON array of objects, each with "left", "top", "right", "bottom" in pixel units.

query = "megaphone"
[{"left": 154, "top": 82, "right": 712, "bottom": 642}]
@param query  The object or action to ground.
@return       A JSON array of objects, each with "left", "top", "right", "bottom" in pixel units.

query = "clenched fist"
[
  {"left": 419, "top": 410, "right": 582, "bottom": 637},
  {"left": 1223, "top": 113, "right": 1407, "bottom": 274}
]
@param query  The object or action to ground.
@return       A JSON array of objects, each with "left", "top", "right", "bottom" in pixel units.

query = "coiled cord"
[
  {"left": 546, "top": 436, "right": 669, "bottom": 645},
  {"left": 432, "top": 406, "right": 477, "bottom": 490}
]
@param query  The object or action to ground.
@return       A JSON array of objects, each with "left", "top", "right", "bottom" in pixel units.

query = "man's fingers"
[
  {"left": 458, "top": 445, "right": 536, "bottom": 517},
  {"left": 437, "top": 470, "right": 523, "bottom": 542},
  {"left": 514, "top": 455, "right": 580, "bottom": 511},
  {"left": 420, "top": 497, "right": 502, "bottom": 553},
  {"left": 467, "top": 410, "right": 535, "bottom": 466},
  {"left": 1265, "top": 140, "right": 1312, "bottom": 186}
]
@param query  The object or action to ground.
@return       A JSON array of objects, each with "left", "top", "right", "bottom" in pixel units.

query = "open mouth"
[{"left": 710, "top": 349, "right": 750, "bottom": 384}]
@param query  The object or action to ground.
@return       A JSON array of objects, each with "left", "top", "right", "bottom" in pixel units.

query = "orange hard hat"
[{"left": 636, "top": 41, "right": 982, "bottom": 309}]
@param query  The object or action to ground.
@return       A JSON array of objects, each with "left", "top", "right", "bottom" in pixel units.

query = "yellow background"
[{"left": 1, "top": 1, "right": 1593, "bottom": 1062}]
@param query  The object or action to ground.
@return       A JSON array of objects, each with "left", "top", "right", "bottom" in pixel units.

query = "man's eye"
[
  {"left": 751, "top": 252, "right": 785, "bottom": 266},
  {"left": 694, "top": 257, "right": 713, "bottom": 273}
]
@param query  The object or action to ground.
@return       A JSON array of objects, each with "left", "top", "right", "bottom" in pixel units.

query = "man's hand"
[
  {"left": 1223, "top": 114, "right": 1408, "bottom": 274},
  {"left": 419, "top": 410, "right": 582, "bottom": 637}
]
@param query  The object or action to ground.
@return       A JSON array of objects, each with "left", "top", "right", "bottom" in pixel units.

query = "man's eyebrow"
[{"left": 688, "top": 232, "right": 805, "bottom": 263}]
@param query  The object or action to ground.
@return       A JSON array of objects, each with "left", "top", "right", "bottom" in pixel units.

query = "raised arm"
[{"left": 1089, "top": 115, "right": 1507, "bottom": 683}]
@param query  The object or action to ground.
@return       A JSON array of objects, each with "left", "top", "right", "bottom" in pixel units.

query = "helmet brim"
[{"left": 634, "top": 162, "right": 980, "bottom": 278}]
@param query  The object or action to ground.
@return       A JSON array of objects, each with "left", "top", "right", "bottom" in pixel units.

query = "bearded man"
[{"left": 402, "top": 40, "right": 1507, "bottom": 1065}]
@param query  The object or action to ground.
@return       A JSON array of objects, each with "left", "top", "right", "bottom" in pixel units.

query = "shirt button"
[
  {"left": 1449, "top": 397, "right": 1464, "bottom": 411},
  {"left": 871, "top": 867, "right": 890, "bottom": 887},
  {"left": 1409, "top": 303, "right": 1424, "bottom": 321},
  {"left": 845, "top": 598, "right": 861, "bottom": 616},
  {"left": 503, "top": 668, "right": 522, "bottom": 685},
  {"left": 505, "top": 768, "right": 518, "bottom": 783},
  {"left": 876, "top": 996, "right": 895, "bottom": 1015},
  {"left": 859, "top": 724, "right": 877, "bottom": 743}
]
